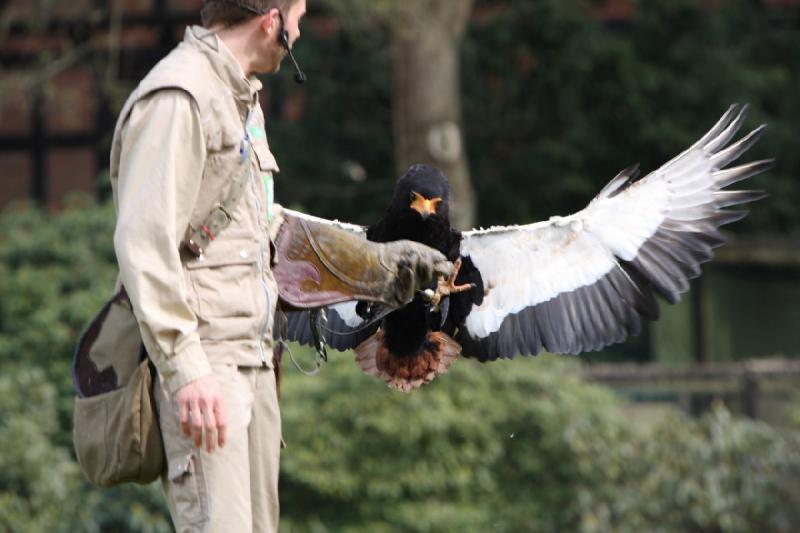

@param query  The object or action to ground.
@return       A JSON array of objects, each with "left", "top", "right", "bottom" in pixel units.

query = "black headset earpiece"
[
  {"left": 279, "top": 28, "right": 290, "bottom": 50},
  {"left": 277, "top": 12, "right": 306, "bottom": 84}
]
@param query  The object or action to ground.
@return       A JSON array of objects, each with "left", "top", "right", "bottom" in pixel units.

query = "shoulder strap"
[
  {"left": 113, "top": 42, "right": 260, "bottom": 258},
  {"left": 184, "top": 110, "right": 257, "bottom": 257}
]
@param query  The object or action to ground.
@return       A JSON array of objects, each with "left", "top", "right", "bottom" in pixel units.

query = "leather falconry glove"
[
  {"left": 379, "top": 240, "right": 453, "bottom": 308},
  {"left": 272, "top": 213, "right": 453, "bottom": 310}
]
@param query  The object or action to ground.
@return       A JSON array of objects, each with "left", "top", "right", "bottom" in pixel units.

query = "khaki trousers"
[{"left": 156, "top": 362, "right": 281, "bottom": 533}]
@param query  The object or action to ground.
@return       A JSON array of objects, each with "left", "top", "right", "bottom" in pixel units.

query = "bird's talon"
[
  {"left": 450, "top": 283, "right": 474, "bottom": 294},
  {"left": 429, "top": 258, "right": 474, "bottom": 302},
  {"left": 451, "top": 258, "right": 463, "bottom": 280}
]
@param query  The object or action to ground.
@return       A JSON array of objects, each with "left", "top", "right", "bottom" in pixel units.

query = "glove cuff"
[{"left": 272, "top": 214, "right": 399, "bottom": 308}]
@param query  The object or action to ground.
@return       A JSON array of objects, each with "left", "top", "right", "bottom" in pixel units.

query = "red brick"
[
  {"left": 47, "top": 149, "right": 96, "bottom": 207},
  {"left": 0, "top": 152, "right": 31, "bottom": 208},
  {"left": 0, "top": 80, "right": 32, "bottom": 135},
  {"left": 50, "top": 0, "right": 98, "bottom": 19},
  {"left": 120, "top": 0, "right": 156, "bottom": 15},
  {"left": 91, "top": 26, "right": 160, "bottom": 49},
  {"left": 168, "top": 0, "right": 203, "bottom": 12},
  {"left": 2, "top": 0, "right": 40, "bottom": 21},
  {"left": 0, "top": 33, "right": 71, "bottom": 55},
  {"left": 44, "top": 69, "right": 95, "bottom": 134}
]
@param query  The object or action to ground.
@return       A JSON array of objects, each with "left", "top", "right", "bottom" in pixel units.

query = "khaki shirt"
[{"left": 111, "top": 27, "right": 282, "bottom": 393}]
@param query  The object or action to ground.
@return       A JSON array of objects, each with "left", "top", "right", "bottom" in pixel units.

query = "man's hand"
[{"left": 175, "top": 375, "right": 227, "bottom": 453}]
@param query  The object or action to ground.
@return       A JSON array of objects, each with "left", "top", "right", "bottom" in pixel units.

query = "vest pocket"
[{"left": 185, "top": 240, "right": 260, "bottom": 319}]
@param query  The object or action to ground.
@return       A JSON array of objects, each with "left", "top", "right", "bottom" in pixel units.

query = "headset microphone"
[
  {"left": 278, "top": 14, "right": 306, "bottom": 84},
  {"left": 233, "top": 5, "right": 307, "bottom": 84},
  {"left": 280, "top": 30, "right": 307, "bottom": 84}
]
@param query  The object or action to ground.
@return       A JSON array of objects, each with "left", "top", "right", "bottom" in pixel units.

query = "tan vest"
[{"left": 110, "top": 27, "right": 282, "bottom": 368}]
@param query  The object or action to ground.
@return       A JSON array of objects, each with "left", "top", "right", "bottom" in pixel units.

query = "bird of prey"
[{"left": 280, "top": 104, "right": 771, "bottom": 391}]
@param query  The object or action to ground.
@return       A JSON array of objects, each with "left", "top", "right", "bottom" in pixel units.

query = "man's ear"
[{"left": 258, "top": 8, "right": 281, "bottom": 38}]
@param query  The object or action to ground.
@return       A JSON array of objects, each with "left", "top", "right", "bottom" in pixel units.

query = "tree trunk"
[{"left": 389, "top": 0, "right": 475, "bottom": 229}]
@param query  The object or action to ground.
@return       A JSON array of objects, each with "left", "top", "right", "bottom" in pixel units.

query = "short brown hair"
[{"left": 201, "top": 0, "right": 296, "bottom": 28}]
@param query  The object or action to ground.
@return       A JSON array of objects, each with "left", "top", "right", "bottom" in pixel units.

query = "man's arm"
[{"left": 114, "top": 90, "right": 225, "bottom": 451}]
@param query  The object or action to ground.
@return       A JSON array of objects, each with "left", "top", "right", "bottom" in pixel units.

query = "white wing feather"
[
  {"left": 460, "top": 104, "right": 769, "bottom": 345},
  {"left": 280, "top": 207, "right": 366, "bottom": 235}
]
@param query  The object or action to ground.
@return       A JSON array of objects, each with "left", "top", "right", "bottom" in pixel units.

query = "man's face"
[
  {"left": 282, "top": 0, "right": 306, "bottom": 49},
  {"left": 256, "top": 0, "right": 306, "bottom": 74}
]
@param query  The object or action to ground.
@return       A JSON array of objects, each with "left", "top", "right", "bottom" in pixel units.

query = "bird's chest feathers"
[{"left": 385, "top": 213, "right": 450, "bottom": 250}]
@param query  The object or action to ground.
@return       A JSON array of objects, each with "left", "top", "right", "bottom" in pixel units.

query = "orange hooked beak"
[{"left": 410, "top": 191, "right": 442, "bottom": 219}]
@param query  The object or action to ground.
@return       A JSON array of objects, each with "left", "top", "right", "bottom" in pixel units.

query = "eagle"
[{"left": 279, "top": 104, "right": 771, "bottom": 391}]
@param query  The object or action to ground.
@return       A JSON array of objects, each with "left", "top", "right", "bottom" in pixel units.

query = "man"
[{"left": 109, "top": 1, "right": 448, "bottom": 530}]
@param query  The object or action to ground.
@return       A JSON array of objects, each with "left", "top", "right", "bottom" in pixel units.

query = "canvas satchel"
[{"left": 72, "top": 288, "right": 164, "bottom": 486}]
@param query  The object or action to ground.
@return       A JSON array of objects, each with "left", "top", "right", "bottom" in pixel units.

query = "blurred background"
[{"left": 1, "top": 0, "right": 799, "bottom": 531}]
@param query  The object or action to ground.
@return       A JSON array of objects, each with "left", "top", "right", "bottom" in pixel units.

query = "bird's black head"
[{"left": 390, "top": 164, "right": 450, "bottom": 221}]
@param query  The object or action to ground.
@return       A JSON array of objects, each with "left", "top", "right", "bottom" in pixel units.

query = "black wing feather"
[{"left": 457, "top": 105, "right": 770, "bottom": 362}]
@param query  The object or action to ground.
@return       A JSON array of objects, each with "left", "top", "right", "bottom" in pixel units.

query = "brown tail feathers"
[{"left": 354, "top": 330, "right": 461, "bottom": 392}]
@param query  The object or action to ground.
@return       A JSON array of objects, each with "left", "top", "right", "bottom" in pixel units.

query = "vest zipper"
[
  {"left": 249, "top": 166, "right": 272, "bottom": 366},
  {"left": 244, "top": 107, "right": 272, "bottom": 367}
]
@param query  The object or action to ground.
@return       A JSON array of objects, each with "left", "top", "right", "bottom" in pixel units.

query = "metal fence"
[{"left": 584, "top": 358, "right": 800, "bottom": 426}]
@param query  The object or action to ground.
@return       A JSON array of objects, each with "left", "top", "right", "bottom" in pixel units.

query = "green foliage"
[
  {"left": 636, "top": 407, "right": 800, "bottom": 532},
  {"left": 0, "top": 368, "right": 88, "bottom": 532},
  {"left": 274, "top": 0, "right": 799, "bottom": 237},
  {"left": 0, "top": 199, "right": 171, "bottom": 532},
  {"left": 0, "top": 197, "right": 118, "bottom": 444},
  {"left": 278, "top": 351, "right": 800, "bottom": 532},
  {"left": 461, "top": 0, "right": 799, "bottom": 234}
]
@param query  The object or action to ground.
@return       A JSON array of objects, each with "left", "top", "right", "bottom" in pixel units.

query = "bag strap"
[
  {"left": 72, "top": 288, "right": 139, "bottom": 397},
  {"left": 184, "top": 108, "right": 258, "bottom": 257}
]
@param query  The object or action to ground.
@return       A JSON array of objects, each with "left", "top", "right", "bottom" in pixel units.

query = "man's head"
[{"left": 202, "top": 0, "right": 306, "bottom": 75}]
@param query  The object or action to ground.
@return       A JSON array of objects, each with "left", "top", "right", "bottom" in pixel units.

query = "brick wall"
[{"left": 0, "top": 0, "right": 203, "bottom": 209}]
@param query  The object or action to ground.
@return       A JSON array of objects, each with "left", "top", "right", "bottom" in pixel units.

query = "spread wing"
[
  {"left": 274, "top": 209, "right": 382, "bottom": 350},
  {"left": 456, "top": 104, "right": 771, "bottom": 361}
]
